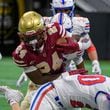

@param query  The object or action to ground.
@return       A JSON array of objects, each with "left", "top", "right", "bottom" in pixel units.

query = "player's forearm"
[
  {"left": 87, "top": 48, "right": 101, "bottom": 74},
  {"left": 87, "top": 50, "right": 98, "bottom": 61},
  {"left": 87, "top": 43, "right": 98, "bottom": 61}
]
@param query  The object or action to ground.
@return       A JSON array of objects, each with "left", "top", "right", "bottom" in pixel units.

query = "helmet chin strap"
[
  {"left": 31, "top": 41, "right": 44, "bottom": 53},
  {"left": 38, "top": 44, "right": 44, "bottom": 53},
  {"left": 32, "top": 44, "right": 37, "bottom": 51},
  {"left": 29, "top": 39, "right": 38, "bottom": 51}
]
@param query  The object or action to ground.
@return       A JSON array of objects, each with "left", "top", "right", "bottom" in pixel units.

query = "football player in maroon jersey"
[
  {"left": 12, "top": 11, "right": 91, "bottom": 110},
  {"left": 13, "top": 11, "right": 91, "bottom": 84}
]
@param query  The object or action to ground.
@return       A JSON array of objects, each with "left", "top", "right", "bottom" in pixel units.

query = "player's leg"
[{"left": 20, "top": 81, "right": 37, "bottom": 110}]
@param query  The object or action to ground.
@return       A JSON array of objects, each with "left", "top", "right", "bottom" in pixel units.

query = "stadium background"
[{"left": 0, "top": 0, "right": 110, "bottom": 110}]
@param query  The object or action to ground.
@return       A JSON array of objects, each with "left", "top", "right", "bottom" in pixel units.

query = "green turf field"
[{"left": 0, "top": 57, "right": 110, "bottom": 110}]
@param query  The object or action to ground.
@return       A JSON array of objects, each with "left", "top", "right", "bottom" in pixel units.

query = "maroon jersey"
[{"left": 12, "top": 23, "right": 79, "bottom": 75}]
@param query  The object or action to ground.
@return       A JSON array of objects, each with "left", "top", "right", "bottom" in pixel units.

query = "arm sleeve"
[
  {"left": 87, "top": 43, "right": 96, "bottom": 53},
  {"left": 96, "top": 92, "right": 110, "bottom": 110}
]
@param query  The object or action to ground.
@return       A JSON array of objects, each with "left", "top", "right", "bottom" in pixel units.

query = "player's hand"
[
  {"left": 78, "top": 35, "right": 91, "bottom": 50},
  {"left": 16, "top": 72, "right": 28, "bottom": 87},
  {"left": 0, "top": 86, "right": 23, "bottom": 105},
  {"left": 92, "top": 60, "right": 101, "bottom": 74},
  {"left": 6, "top": 89, "right": 23, "bottom": 105}
]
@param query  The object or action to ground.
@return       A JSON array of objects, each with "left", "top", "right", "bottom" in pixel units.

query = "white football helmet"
[
  {"left": 51, "top": 0, "right": 75, "bottom": 17},
  {"left": 51, "top": 13, "right": 73, "bottom": 33}
]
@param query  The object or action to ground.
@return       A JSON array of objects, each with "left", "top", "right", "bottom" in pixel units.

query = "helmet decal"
[{"left": 62, "top": 0, "right": 65, "bottom": 4}]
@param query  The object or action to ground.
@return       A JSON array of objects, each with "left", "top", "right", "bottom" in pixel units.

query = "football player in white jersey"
[
  {"left": 50, "top": 1, "right": 101, "bottom": 110},
  {"left": 1, "top": 69, "right": 110, "bottom": 110},
  {"left": 50, "top": 12, "right": 85, "bottom": 71},
  {"left": 30, "top": 69, "right": 110, "bottom": 110},
  {"left": 51, "top": 0, "right": 101, "bottom": 74}
]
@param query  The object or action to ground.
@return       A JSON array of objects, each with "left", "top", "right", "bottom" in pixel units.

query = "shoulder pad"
[{"left": 72, "top": 17, "right": 90, "bottom": 35}]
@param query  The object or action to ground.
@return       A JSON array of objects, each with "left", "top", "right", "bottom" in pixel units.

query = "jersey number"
[
  {"left": 47, "top": 26, "right": 57, "bottom": 35},
  {"left": 78, "top": 75, "right": 106, "bottom": 85},
  {"left": 36, "top": 52, "right": 63, "bottom": 74}
]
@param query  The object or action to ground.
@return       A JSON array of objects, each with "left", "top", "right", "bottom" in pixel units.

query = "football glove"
[
  {"left": 16, "top": 72, "right": 28, "bottom": 87},
  {"left": 92, "top": 60, "right": 101, "bottom": 74},
  {"left": 78, "top": 34, "right": 91, "bottom": 50},
  {"left": 0, "top": 86, "right": 23, "bottom": 105}
]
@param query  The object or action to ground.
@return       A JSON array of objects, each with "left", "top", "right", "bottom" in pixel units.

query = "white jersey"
[
  {"left": 44, "top": 16, "right": 90, "bottom": 36},
  {"left": 30, "top": 74, "right": 110, "bottom": 110},
  {"left": 72, "top": 16, "right": 90, "bottom": 36},
  {"left": 64, "top": 16, "right": 91, "bottom": 67}
]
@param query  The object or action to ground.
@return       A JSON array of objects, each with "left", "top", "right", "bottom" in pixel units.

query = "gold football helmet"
[
  {"left": 18, "top": 11, "right": 45, "bottom": 52},
  {"left": 18, "top": 11, "right": 44, "bottom": 33}
]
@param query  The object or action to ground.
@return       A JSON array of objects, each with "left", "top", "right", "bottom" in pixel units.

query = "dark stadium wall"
[
  {"left": 0, "top": 0, "right": 19, "bottom": 56},
  {"left": 0, "top": 0, "right": 26, "bottom": 56},
  {"left": 79, "top": 12, "right": 110, "bottom": 60}
]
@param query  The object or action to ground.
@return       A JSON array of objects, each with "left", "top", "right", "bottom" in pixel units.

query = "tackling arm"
[
  {"left": 87, "top": 42, "right": 98, "bottom": 61},
  {"left": 56, "top": 37, "right": 91, "bottom": 54},
  {"left": 87, "top": 41, "right": 101, "bottom": 74},
  {"left": 56, "top": 37, "right": 79, "bottom": 54}
]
